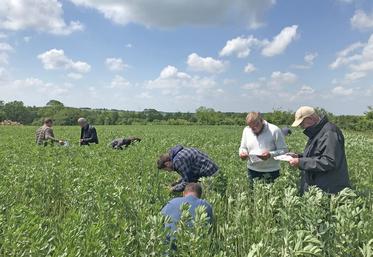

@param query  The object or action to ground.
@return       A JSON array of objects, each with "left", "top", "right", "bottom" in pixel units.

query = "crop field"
[{"left": 0, "top": 125, "right": 372, "bottom": 256}]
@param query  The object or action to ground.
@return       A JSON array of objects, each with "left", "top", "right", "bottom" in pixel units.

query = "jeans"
[{"left": 248, "top": 169, "right": 280, "bottom": 184}]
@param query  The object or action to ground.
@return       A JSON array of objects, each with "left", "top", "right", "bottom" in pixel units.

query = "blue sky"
[{"left": 0, "top": 0, "right": 372, "bottom": 114}]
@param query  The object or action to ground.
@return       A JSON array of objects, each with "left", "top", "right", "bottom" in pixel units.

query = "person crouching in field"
[
  {"left": 36, "top": 118, "right": 65, "bottom": 146},
  {"left": 78, "top": 118, "right": 98, "bottom": 146},
  {"left": 239, "top": 112, "right": 288, "bottom": 184},
  {"left": 287, "top": 106, "right": 350, "bottom": 194},
  {"left": 161, "top": 183, "right": 213, "bottom": 231},
  {"left": 110, "top": 136, "right": 141, "bottom": 150},
  {"left": 157, "top": 145, "right": 219, "bottom": 193},
  {"left": 161, "top": 183, "right": 213, "bottom": 249}
]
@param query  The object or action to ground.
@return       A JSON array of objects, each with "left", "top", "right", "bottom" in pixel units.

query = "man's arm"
[
  {"left": 269, "top": 128, "right": 288, "bottom": 157},
  {"left": 239, "top": 129, "right": 249, "bottom": 159},
  {"left": 299, "top": 131, "right": 341, "bottom": 172},
  {"left": 171, "top": 159, "right": 191, "bottom": 192},
  {"left": 171, "top": 179, "right": 188, "bottom": 192},
  {"left": 44, "top": 128, "right": 58, "bottom": 142}
]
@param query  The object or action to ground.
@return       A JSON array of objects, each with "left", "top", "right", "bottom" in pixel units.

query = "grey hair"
[{"left": 77, "top": 117, "right": 87, "bottom": 124}]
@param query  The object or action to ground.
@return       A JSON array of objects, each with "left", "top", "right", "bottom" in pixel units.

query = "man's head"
[
  {"left": 157, "top": 154, "right": 173, "bottom": 171},
  {"left": 292, "top": 106, "right": 320, "bottom": 129},
  {"left": 77, "top": 117, "right": 87, "bottom": 128},
  {"left": 246, "top": 112, "right": 264, "bottom": 135},
  {"left": 44, "top": 118, "right": 53, "bottom": 127},
  {"left": 183, "top": 183, "right": 203, "bottom": 198}
]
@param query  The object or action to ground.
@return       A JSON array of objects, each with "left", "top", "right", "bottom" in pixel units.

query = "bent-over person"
[{"left": 157, "top": 145, "right": 219, "bottom": 193}]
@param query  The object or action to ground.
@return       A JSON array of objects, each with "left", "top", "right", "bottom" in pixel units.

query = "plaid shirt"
[
  {"left": 35, "top": 125, "right": 56, "bottom": 145},
  {"left": 170, "top": 145, "right": 219, "bottom": 192}
]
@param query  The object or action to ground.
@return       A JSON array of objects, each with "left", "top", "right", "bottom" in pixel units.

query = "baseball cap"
[{"left": 292, "top": 106, "right": 315, "bottom": 127}]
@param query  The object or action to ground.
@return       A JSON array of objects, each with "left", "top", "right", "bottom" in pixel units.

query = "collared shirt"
[
  {"left": 161, "top": 195, "right": 213, "bottom": 232},
  {"left": 35, "top": 125, "right": 55, "bottom": 145},
  {"left": 239, "top": 120, "right": 288, "bottom": 172},
  {"left": 169, "top": 145, "right": 219, "bottom": 192}
]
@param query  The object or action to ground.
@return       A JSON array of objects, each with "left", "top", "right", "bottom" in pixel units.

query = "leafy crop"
[{"left": 0, "top": 125, "right": 372, "bottom": 256}]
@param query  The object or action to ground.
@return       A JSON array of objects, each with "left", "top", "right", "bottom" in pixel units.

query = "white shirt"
[{"left": 239, "top": 121, "right": 288, "bottom": 172}]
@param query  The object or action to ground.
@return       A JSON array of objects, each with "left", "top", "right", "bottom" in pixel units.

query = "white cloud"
[
  {"left": 351, "top": 10, "right": 373, "bottom": 31},
  {"left": 244, "top": 63, "right": 256, "bottom": 73},
  {"left": 105, "top": 58, "right": 127, "bottom": 71},
  {"left": 37, "top": 49, "right": 91, "bottom": 73},
  {"left": 329, "top": 42, "right": 364, "bottom": 69},
  {"left": 0, "top": 76, "right": 71, "bottom": 103},
  {"left": 69, "top": 0, "right": 275, "bottom": 29},
  {"left": 125, "top": 43, "right": 132, "bottom": 48},
  {"left": 67, "top": 73, "right": 83, "bottom": 80},
  {"left": 219, "top": 35, "right": 266, "bottom": 58},
  {"left": 187, "top": 53, "right": 228, "bottom": 73},
  {"left": 269, "top": 71, "right": 298, "bottom": 87},
  {"left": 304, "top": 52, "right": 318, "bottom": 65},
  {"left": 332, "top": 86, "right": 354, "bottom": 96},
  {"left": 0, "top": 0, "right": 84, "bottom": 35},
  {"left": 146, "top": 65, "right": 217, "bottom": 96},
  {"left": 344, "top": 71, "right": 366, "bottom": 82},
  {"left": 331, "top": 34, "right": 373, "bottom": 78},
  {"left": 262, "top": 25, "right": 298, "bottom": 57},
  {"left": 110, "top": 75, "right": 131, "bottom": 89},
  {"left": 292, "top": 52, "right": 318, "bottom": 69}
]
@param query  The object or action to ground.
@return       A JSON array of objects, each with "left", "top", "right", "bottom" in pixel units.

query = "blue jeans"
[{"left": 248, "top": 169, "right": 280, "bottom": 184}]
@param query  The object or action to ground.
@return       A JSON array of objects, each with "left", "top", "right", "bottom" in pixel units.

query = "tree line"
[{"left": 0, "top": 100, "right": 372, "bottom": 131}]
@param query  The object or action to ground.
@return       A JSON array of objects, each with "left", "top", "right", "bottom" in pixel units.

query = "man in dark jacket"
[
  {"left": 288, "top": 106, "right": 350, "bottom": 194},
  {"left": 157, "top": 145, "right": 219, "bottom": 192},
  {"left": 110, "top": 136, "right": 141, "bottom": 150},
  {"left": 78, "top": 118, "right": 99, "bottom": 145}
]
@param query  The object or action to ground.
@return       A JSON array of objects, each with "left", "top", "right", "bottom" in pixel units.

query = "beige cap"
[{"left": 292, "top": 106, "right": 315, "bottom": 127}]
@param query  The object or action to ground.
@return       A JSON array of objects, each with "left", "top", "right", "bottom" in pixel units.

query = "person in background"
[
  {"left": 157, "top": 145, "right": 219, "bottom": 193},
  {"left": 110, "top": 136, "right": 141, "bottom": 150},
  {"left": 287, "top": 106, "right": 350, "bottom": 194},
  {"left": 281, "top": 127, "right": 292, "bottom": 137},
  {"left": 161, "top": 183, "right": 213, "bottom": 233},
  {"left": 35, "top": 118, "right": 65, "bottom": 146},
  {"left": 78, "top": 118, "right": 98, "bottom": 146},
  {"left": 239, "top": 112, "right": 288, "bottom": 184}
]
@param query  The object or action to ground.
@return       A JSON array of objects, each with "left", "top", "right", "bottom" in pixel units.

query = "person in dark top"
[
  {"left": 78, "top": 118, "right": 98, "bottom": 146},
  {"left": 288, "top": 106, "right": 350, "bottom": 194},
  {"left": 161, "top": 183, "right": 213, "bottom": 233},
  {"left": 157, "top": 145, "right": 219, "bottom": 193},
  {"left": 110, "top": 136, "right": 141, "bottom": 150}
]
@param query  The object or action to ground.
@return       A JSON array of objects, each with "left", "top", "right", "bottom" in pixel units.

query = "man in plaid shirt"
[{"left": 157, "top": 145, "right": 219, "bottom": 192}]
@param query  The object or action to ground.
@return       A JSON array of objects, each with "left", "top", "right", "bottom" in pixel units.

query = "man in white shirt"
[{"left": 239, "top": 112, "right": 288, "bottom": 184}]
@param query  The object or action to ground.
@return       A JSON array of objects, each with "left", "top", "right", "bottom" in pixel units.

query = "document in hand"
[
  {"left": 274, "top": 154, "right": 292, "bottom": 162},
  {"left": 249, "top": 150, "right": 264, "bottom": 163}
]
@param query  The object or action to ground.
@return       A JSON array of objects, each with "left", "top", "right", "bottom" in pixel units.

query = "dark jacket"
[
  {"left": 80, "top": 124, "right": 98, "bottom": 145},
  {"left": 299, "top": 116, "right": 350, "bottom": 194},
  {"left": 170, "top": 145, "right": 219, "bottom": 192}
]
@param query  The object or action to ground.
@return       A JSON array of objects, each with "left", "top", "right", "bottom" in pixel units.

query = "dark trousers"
[{"left": 248, "top": 169, "right": 280, "bottom": 184}]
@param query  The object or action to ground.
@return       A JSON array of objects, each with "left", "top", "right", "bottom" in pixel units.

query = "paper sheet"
[
  {"left": 249, "top": 150, "right": 264, "bottom": 163},
  {"left": 274, "top": 154, "right": 292, "bottom": 162}
]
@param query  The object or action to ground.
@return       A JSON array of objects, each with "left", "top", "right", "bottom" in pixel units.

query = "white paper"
[
  {"left": 249, "top": 150, "right": 263, "bottom": 163},
  {"left": 274, "top": 154, "right": 292, "bottom": 162}
]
